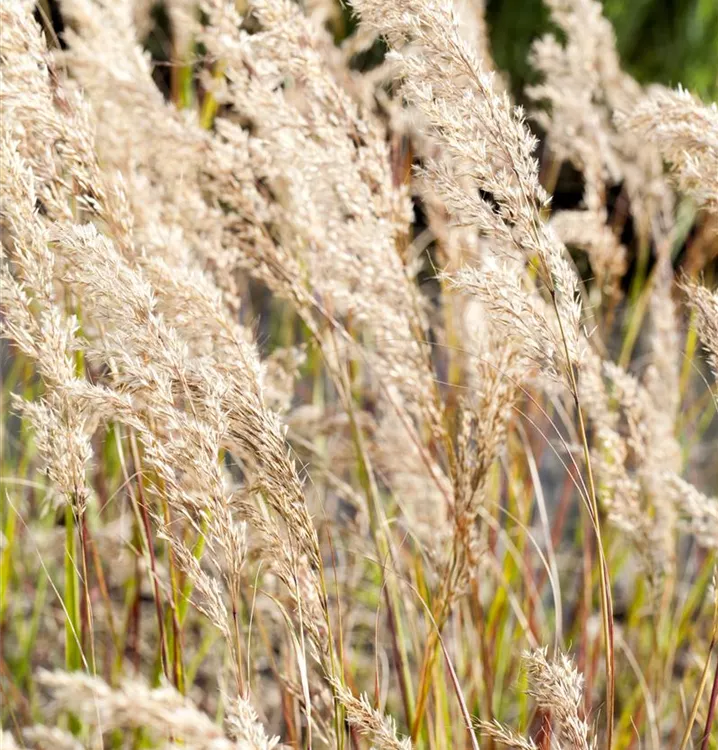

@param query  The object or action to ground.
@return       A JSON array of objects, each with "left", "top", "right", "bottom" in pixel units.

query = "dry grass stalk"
[
  {"left": 331, "top": 681, "right": 413, "bottom": 750},
  {"left": 473, "top": 719, "right": 538, "bottom": 750}
]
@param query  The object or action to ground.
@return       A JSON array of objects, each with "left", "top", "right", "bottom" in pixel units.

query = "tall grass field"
[{"left": 1, "top": 1, "right": 717, "bottom": 749}]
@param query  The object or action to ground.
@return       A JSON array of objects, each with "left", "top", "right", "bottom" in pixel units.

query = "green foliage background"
[{"left": 486, "top": 0, "right": 718, "bottom": 100}]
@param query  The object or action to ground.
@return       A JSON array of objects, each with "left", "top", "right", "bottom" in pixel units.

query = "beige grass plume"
[
  {"left": 476, "top": 648, "right": 594, "bottom": 750},
  {"left": 683, "top": 280, "right": 718, "bottom": 386},
  {"left": 35, "top": 669, "right": 279, "bottom": 750},
  {"left": 0, "top": 135, "right": 92, "bottom": 515},
  {"left": 523, "top": 648, "right": 595, "bottom": 750},
  {"left": 330, "top": 680, "right": 413, "bottom": 750},
  {"left": 619, "top": 86, "right": 718, "bottom": 212},
  {"left": 353, "top": 0, "right": 583, "bottom": 383},
  {"left": 530, "top": 0, "right": 674, "bottom": 242}
]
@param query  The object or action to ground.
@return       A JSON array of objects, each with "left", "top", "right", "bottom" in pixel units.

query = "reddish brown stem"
[{"left": 700, "top": 657, "right": 718, "bottom": 750}]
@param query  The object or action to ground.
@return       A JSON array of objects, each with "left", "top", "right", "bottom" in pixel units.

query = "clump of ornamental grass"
[{"left": 1, "top": 1, "right": 718, "bottom": 750}]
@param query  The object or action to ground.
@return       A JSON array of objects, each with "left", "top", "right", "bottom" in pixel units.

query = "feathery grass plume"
[
  {"left": 199, "top": 0, "right": 445, "bottom": 434},
  {"left": 58, "top": 0, "right": 201, "bottom": 183},
  {"left": 528, "top": 0, "right": 618, "bottom": 208},
  {"left": 56, "top": 222, "right": 320, "bottom": 568},
  {"left": 155, "top": 525, "right": 232, "bottom": 643},
  {"left": 602, "top": 360, "right": 681, "bottom": 479},
  {"left": 0, "top": 136, "right": 92, "bottom": 515},
  {"left": 330, "top": 681, "right": 412, "bottom": 750},
  {"left": 453, "top": 0, "right": 498, "bottom": 82},
  {"left": 196, "top": 7, "right": 478, "bottom": 688},
  {"left": 579, "top": 351, "right": 668, "bottom": 579},
  {"left": 644, "top": 255, "right": 681, "bottom": 421},
  {"left": 57, "top": 0, "right": 251, "bottom": 317},
  {"left": 473, "top": 720, "right": 538, "bottom": 750},
  {"left": 35, "top": 669, "right": 277, "bottom": 750},
  {"left": 523, "top": 648, "right": 595, "bottom": 750},
  {"left": 154, "top": 473, "right": 249, "bottom": 682},
  {"left": 447, "top": 261, "right": 581, "bottom": 385},
  {"left": 22, "top": 726, "right": 83, "bottom": 750},
  {"left": 349, "top": 6, "right": 610, "bottom": 744},
  {"left": 349, "top": 1, "right": 615, "bottom": 737},
  {"left": 443, "top": 338, "right": 523, "bottom": 599},
  {"left": 581, "top": 344, "right": 684, "bottom": 585},
  {"left": 4, "top": 0, "right": 718, "bottom": 744},
  {"left": 476, "top": 648, "right": 594, "bottom": 750},
  {"left": 53, "top": 8, "right": 248, "bottom": 393},
  {"left": 683, "top": 280, "right": 718, "bottom": 385},
  {"left": 663, "top": 473, "right": 718, "bottom": 551},
  {"left": 54, "top": 223, "right": 330, "bottom": 657},
  {"left": 618, "top": 86, "right": 718, "bottom": 212},
  {"left": 200, "top": 0, "right": 413, "bottom": 288},
  {"left": 439, "top": 246, "right": 563, "bottom": 606},
  {"left": 0, "top": 0, "right": 135, "bottom": 252},
  {"left": 8, "top": 1, "right": 331, "bottom": 691},
  {"left": 54, "top": 230, "right": 331, "bottom": 738},
  {"left": 225, "top": 695, "right": 282, "bottom": 750},
  {"left": 352, "top": 0, "right": 582, "bottom": 378},
  {"left": 229, "top": 495, "right": 329, "bottom": 658},
  {"left": 604, "top": 261, "right": 684, "bottom": 567},
  {"left": 530, "top": 0, "right": 674, "bottom": 240},
  {"left": 75, "top": 360, "right": 325, "bottom": 677}
]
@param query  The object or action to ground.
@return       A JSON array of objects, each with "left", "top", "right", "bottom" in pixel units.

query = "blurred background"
[{"left": 487, "top": 0, "right": 718, "bottom": 102}]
